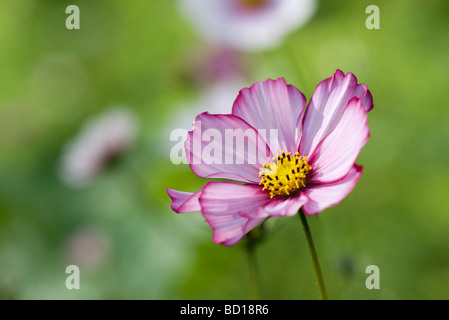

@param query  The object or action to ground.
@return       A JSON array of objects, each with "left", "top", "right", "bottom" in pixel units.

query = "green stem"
[
  {"left": 245, "top": 229, "right": 262, "bottom": 300},
  {"left": 246, "top": 244, "right": 260, "bottom": 300},
  {"left": 285, "top": 39, "right": 311, "bottom": 94},
  {"left": 298, "top": 209, "right": 328, "bottom": 300}
]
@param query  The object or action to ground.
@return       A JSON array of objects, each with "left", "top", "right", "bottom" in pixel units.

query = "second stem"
[{"left": 298, "top": 209, "right": 328, "bottom": 300}]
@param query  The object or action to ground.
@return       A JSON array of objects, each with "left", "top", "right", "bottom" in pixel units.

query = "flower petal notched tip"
[
  {"left": 306, "top": 96, "right": 369, "bottom": 184},
  {"left": 166, "top": 188, "right": 202, "bottom": 214},
  {"left": 333, "top": 69, "right": 374, "bottom": 112},
  {"left": 232, "top": 77, "right": 307, "bottom": 155}
]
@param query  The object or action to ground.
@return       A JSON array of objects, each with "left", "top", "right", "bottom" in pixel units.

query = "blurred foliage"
[{"left": 0, "top": 0, "right": 449, "bottom": 299}]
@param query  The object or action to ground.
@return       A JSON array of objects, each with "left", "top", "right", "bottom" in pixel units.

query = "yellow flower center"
[{"left": 259, "top": 151, "right": 312, "bottom": 198}]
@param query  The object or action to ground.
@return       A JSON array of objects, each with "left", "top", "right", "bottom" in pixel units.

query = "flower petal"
[
  {"left": 232, "top": 78, "right": 306, "bottom": 155},
  {"left": 166, "top": 188, "right": 202, "bottom": 213},
  {"left": 186, "top": 112, "right": 271, "bottom": 183},
  {"left": 308, "top": 97, "right": 369, "bottom": 183},
  {"left": 300, "top": 70, "right": 373, "bottom": 157},
  {"left": 302, "top": 165, "right": 363, "bottom": 215},
  {"left": 260, "top": 192, "right": 309, "bottom": 217},
  {"left": 199, "top": 182, "right": 270, "bottom": 246}
]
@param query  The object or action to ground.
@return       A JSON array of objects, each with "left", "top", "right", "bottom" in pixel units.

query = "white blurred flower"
[
  {"left": 179, "top": 0, "right": 316, "bottom": 52},
  {"left": 59, "top": 108, "right": 137, "bottom": 188}
]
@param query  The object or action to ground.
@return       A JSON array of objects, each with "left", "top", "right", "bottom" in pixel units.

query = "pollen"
[{"left": 259, "top": 150, "right": 312, "bottom": 198}]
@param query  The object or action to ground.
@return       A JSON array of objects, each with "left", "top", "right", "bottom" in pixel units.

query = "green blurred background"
[{"left": 1, "top": 0, "right": 449, "bottom": 299}]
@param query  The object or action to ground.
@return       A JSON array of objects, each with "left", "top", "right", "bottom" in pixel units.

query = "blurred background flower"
[
  {"left": 179, "top": 0, "right": 316, "bottom": 52},
  {"left": 59, "top": 108, "right": 137, "bottom": 188},
  {"left": 64, "top": 225, "right": 110, "bottom": 271},
  {"left": 0, "top": 0, "right": 449, "bottom": 300}
]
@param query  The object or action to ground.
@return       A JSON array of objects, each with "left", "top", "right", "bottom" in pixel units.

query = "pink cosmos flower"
[{"left": 167, "top": 70, "right": 373, "bottom": 246}]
